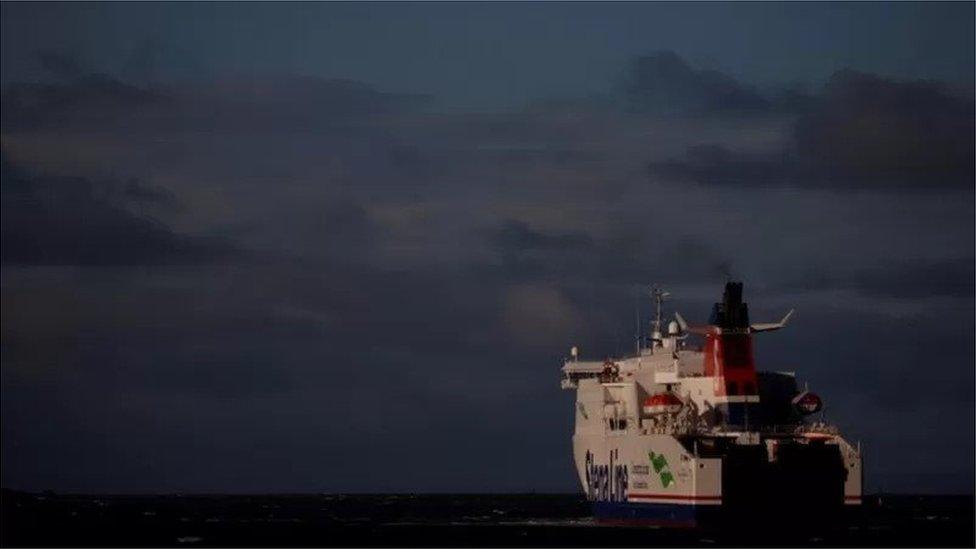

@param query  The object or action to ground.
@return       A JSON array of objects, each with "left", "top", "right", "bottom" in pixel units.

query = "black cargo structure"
[{"left": 721, "top": 441, "right": 847, "bottom": 516}]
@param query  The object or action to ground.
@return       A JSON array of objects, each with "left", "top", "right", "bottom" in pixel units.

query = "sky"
[{"left": 1, "top": 1, "right": 974, "bottom": 495}]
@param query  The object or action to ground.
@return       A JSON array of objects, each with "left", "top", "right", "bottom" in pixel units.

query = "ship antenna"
[
  {"left": 635, "top": 287, "right": 642, "bottom": 355},
  {"left": 650, "top": 286, "right": 671, "bottom": 349}
]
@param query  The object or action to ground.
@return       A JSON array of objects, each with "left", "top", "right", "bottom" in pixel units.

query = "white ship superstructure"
[{"left": 560, "top": 282, "right": 862, "bottom": 525}]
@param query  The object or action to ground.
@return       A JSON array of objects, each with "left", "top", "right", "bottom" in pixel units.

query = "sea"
[{"left": 2, "top": 491, "right": 973, "bottom": 547}]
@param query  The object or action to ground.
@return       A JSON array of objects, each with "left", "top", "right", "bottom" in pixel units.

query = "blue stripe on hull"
[{"left": 591, "top": 501, "right": 717, "bottom": 527}]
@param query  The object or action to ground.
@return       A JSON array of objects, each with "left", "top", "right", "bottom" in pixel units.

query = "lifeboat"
[
  {"left": 642, "top": 392, "right": 683, "bottom": 415},
  {"left": 792, "top": 391, "right": 823, "bottom": 414}
]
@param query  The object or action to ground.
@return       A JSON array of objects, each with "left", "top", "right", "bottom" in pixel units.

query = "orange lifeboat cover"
[{"left": 644, "top": 393, "right": 683, "bottom": 407}]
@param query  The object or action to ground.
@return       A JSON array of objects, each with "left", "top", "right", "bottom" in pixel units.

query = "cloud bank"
[
  {"left": 650, "top": 69, "right": 975, "bottom": 190},
  {"left": 2, "top": 48, "right": 973, "bottom": 494}
]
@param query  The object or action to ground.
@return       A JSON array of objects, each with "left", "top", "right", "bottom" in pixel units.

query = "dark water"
[{"left": 2, "top": 490, "right": 973, "bottom": 547}]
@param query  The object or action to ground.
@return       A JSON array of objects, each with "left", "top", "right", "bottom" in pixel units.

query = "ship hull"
[
  {"left": 571, "top": 408, "right": 862, "bottom": 527},
  {"left": 591, "top": 497, "right": 852, "bottom": 527},
  {"left": 592, "top": 501, "right": 860, "bottom": 532}
]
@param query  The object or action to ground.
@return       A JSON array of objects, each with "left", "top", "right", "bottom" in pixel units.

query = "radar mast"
[{"left": 650, "top": 286, "right": 670, "bottom": 350}]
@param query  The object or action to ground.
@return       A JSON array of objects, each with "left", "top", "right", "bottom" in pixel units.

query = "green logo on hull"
[{"left": 648, "top": 451, "right": 675, "bottom": 488}]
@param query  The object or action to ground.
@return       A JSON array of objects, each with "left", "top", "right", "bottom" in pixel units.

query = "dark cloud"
[
  {"left": 581, "top": 234, "right": 734, "bottom": 288},
  {"left": 483, "top": 220, "right": 733, "bottom": 291},
  {"left": 1, "top": 154, "right": 233, "bottom": 266},
  {"left": 622, "top": 50, "right": 771, "bottom": 115},
  {"left": 35, "top": 50, "right": 86, "bottom": 80},
  {"left": 2, "top": 52, "right": 431, "bottom": 132},
  {"left": 794, "top": 70, "right": 975, "bottom": 186},
  {"left": 118, "top": 179, "right": 179, "bottom": 209},
  {"left": 1, "top": 70, "right": 163, "bottom": 131},
  {"left": 649, "top": 70, "right": 976, "bottom": 190},
  {"left": 176, "top": 76, "right": 432, "bottom": 132},
  {"left": 491, "top": 220, "right": 593, "bottom": 253},
  {"left": 649, "top": 143, "right": 792, "bottom": 186},
  {"left": 783, "top": 258, "right": 975, "bottom": 299}
]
